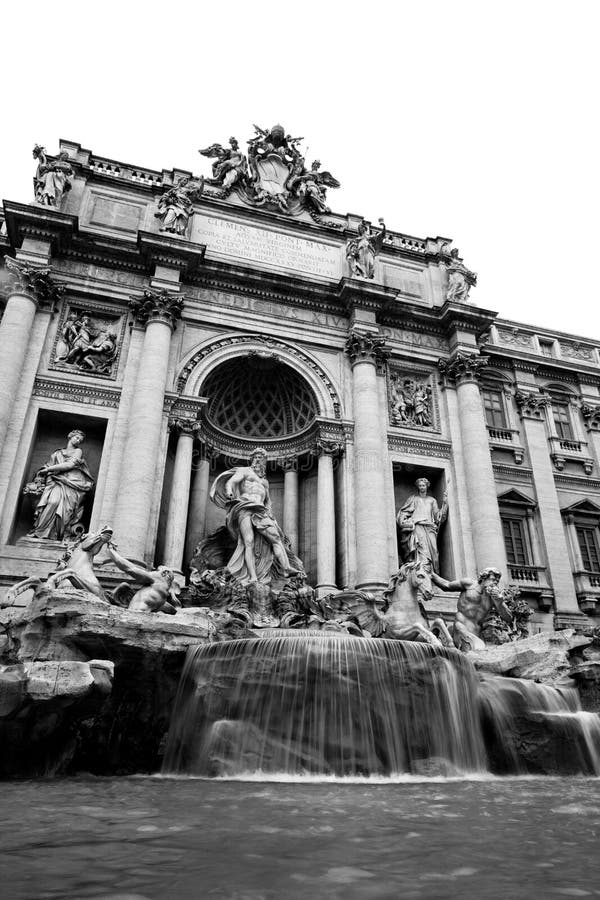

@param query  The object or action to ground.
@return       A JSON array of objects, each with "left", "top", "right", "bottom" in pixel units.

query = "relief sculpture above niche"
[
  {"left": 388, "top": 369, "right": 436, "bottom": 430},
  {"left": 51, "top": 303, "right": 126, "bottom": 379}
]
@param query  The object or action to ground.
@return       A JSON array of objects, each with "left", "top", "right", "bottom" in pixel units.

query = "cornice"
[
  {"left": 387, "top": 434, "right": 452, "bottom": 458},
  {"left": 2, "top": 201, "right": 78, "bottom": 254},
  {"left": 33, "top": 375, "right": 121, "bottom": 408},
  {"left": 137, "top": 231, "right": 205, "bottom": 277},
  {"left": 554, "top": 473, "right": 600, "bottom": 491},
  {"left": 492, "top": 463, "right": 534, "bottom": 482}
]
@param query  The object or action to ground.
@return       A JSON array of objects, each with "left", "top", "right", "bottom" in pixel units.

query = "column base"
[
  {"left": 316, "top": 583, "right": 337, "bottom": 597},
  {"left": 355, "top": 580, "right": 388, "bottom": 595}
]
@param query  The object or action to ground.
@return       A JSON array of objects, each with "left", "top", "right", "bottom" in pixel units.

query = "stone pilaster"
[
  {"left": 163, "top": 418, "right": 200, "bottom": 572},
  {"left": 314, "top": 441, "right": 342, "bottom": 596},
  {"left": 112, "top": 288, "right": 183, "bottom": 560},
  {"left": 515, "top": 388, "right": 580, "bottom": 615},
  {"left": 184, "top": 443, "right": 217, "bottom": 566},
  {"left": 581, "top": 402, "right": 600, "bottom": 472},
  {"left": 0, "top": 258, "right": 62, "bottom": 453},
  {"left": 345, "top": 330, "right": 389, "bottom": 591},
  {"left": 281, "top": 457, "right": 299, "bottom": 553},
  {"left": 438, "top": 352, "right": 507, "bottom": 576}
]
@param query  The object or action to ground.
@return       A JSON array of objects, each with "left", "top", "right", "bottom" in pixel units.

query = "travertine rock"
[{"left": 468, "top": 629, "right": 590, "bottom": 685}]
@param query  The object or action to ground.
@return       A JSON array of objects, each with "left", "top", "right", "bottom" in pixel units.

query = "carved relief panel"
[
  {"left": 387, "top": 368, "right": 437, "bottom": 431},
  {"left": 50, "top": 302, "right": 127, "bottom": 379}
]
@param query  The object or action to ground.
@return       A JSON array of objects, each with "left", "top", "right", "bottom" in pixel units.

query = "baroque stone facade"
[{"left": 1, "top": 131, "right": 600, "bottom": 629}]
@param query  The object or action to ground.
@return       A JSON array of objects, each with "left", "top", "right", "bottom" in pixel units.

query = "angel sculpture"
[
  {"left": 155, "top": 176, "right": 204, "bottom": 236},
  {"left": 199, "top": 137, "right": 248, "bottom": 191},
  {"left": 346, "top": 218, "right": 387, "bottom": 279},
  {"left": 290, "top": 160, "right": 340, "bottom": 214}
]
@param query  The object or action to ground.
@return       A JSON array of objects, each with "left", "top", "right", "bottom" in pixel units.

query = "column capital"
[
  {"left": 437, "top": 351, "right": 489, "bottom": 386},
  {"left": 281, "top": 456, "right": 298, "bottom": 472},
  {"left": 129, "top": 287, "right": 184, "bottom": 330},
  {"left": 2, "top": 257, "right": 63, "bottom": 308},
  {"left": 311, "top": 439, "right": 344, "bottom": 459},
  {"left": 168, "top": 416, "right": 201, "bottom": 437},
  {"left": 514, "top": 389, "right": 550, "bottom": 420},
  {"left": 344, "top": 329, "right": 389, "bottom": 372}
]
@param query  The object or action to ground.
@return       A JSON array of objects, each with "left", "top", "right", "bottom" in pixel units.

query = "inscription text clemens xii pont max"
[{"left": 192, "top": 215, "right": 341, "bottom": 279}]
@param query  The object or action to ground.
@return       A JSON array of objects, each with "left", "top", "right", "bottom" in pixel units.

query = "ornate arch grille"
[{"left": 202, "top": 355, "right": 319, "bottom": 439}]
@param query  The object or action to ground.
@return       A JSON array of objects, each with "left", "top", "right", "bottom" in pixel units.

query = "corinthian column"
[
  {"left": 113, "top": 288, "right": 183, "bottom": 561},
  {"left": 0, "top": 259, "right": 60, "bottom": 452},
  {"left": 438, "top": 353, "right": 507, "bottom": 575},
  {"left": 163, "top": 418, "right": 199, "bottom": 572},
  {"left": 282, "top": 457, "right": 299, "bottom": 552},
  {"left": 345, "top": 330, "right": 390, "bottom": 591}
]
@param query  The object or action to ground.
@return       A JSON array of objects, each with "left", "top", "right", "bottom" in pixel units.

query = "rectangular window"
[
  {"left": 552, "top": 402, "right": 574, "bottom": 441},
  {"left": 576, "top": 526, "right": 600, "bottom": 572},
  {"left": 502, "top": 517, "right": 529, "bottom": 566},
  {"left": 482, "top": 388, "right": 507, "bottom": 429},
  {"left": 539, "top": 340, "right": 554, "bottom": 358}
]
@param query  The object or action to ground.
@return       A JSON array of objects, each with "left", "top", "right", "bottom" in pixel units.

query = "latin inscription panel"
[{"left": 191, "top": 214, "right": 341, "bottom": 279}]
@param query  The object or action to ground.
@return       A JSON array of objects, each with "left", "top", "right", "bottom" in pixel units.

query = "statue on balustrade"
[
  {"left": 25, "top": 429, "right": 94, "bottom": 541},
  {"left": 444, "top": 247, "right": 477, "bottom": 303},
  {"left": 33, "top": 145, "right": 73, "bottom": 208},
  {"left": 155, "top": 175, "right": 205, "bottom": 236},
  {"left": 397, "top": 478, "right": 448, "bottom": 572},
  {"left": 346, "top": 218, "right": 386, "bottom": 279},
  {"left": 199, "top": 137, "right": 248, "bottom": 192},
  {"left": 210, "top": 447, "right": 300, "bottom": 585}
]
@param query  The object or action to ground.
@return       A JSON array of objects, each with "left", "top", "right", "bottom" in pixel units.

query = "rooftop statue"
[
  {"left": 442, "top": 246, "right": 477, "bottom": 303},
  {"left": 199, "top": 137, "right": 248, "bottom": 193},
  {"left": 210, "top": 447, "right": 299, "bottom": 585},
  {"left": 155, "top": 175, "right": 204, "bottom": 236},
  {"left": 346, "top": 218, "right": 386, "bottom": 278},
  {"left": 32, "top": 144, "right": 73, "bottom": 209},
  {"left": 397, "top": 478, "right": 448, "bottom": 572},
  {"left": 25, "top": 429, "right": 94, "bottom": 541},
  {"left": 289, "top": 159, "right": 340, "bottom": 215},
  {"left": 432, "top": 566, "right": 513, "bottom": 651}
]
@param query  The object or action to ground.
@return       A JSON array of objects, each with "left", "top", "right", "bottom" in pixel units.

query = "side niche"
[
  {"left": 51, "top": 302, "right": 126, "bottom": 379},
  {"left": 388, "top": 368, "right": 437, "bottom": 430}
]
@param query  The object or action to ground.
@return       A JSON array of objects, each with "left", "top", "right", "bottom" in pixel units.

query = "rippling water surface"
[{"left": 1, "top": 776, "right": 600, "bottom": 900}]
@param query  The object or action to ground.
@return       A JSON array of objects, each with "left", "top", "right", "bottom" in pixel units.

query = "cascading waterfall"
[{"left": 163, "top": 633, "right": 488, "bottom": 777}]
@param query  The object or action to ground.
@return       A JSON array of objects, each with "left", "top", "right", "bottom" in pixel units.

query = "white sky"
[{"left": 3, "top": 0, "right": 599, "bottom": 339}]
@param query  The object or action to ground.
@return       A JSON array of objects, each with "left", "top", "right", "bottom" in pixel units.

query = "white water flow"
[
  {"left": 163, "top": 634, "right": 487, "bottom": 777},
  {"left": 163, "top": 634, "right": 600, "bottom": 778},
  {"left": 478, "top": 673, "right": 600, "bottom": 774}
]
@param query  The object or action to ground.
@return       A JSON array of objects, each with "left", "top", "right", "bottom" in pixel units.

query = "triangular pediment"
[
  {"left": 561, "top": 498, "right": 600, "bottom": 516},
  {"left": 497, "top": 488, "right": 536, "bottom": 508}
]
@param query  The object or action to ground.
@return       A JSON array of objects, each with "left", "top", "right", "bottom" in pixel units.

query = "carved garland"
[{"left": 177, "top": 334, "right": 342, "bottom": 419}]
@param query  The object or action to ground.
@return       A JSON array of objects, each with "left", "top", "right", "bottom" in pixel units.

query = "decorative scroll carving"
[
  {"left": 388, "top": 371, "right": 434, "bottom": 429},
  {"left": 561, "top": 341, "right": 595, "bottom": 362},
  {"left": 344, "top": 330, "right": 390, "bottom": 370},
  {"left": 497, "top": 327, "right": 534, "bottom": 348},
  {"left": 346, "top": 219, "right": 386, "bottom": 279},
  {"left": 311, "top": 439, "right": 344, "bottom": 458},
  {"left": 514, "top": 389, "right": 550, "bottom": 420},
  {"left": 155, "top": 176, "right": 204, "bottom": 236},
  {"left": 168, "top": 417, "right": 201, "bottom": 437},
  {"left": 3, "top": 258, "right": 63, "bottom": 308},
  {"left": 33, "top": 144, "right": 73, "bottom": 208},
  {"left": 581, "top": 403, "right": 600, "bottom": 431},
  {"left": 281, "top": 457, "right": 298, "bottom": 472},
  {"left": 129, "top": 288, "right": 184, "bottom": 329},
  {"left": 437, "top": 352, "right": 488, "bottom": 384},
  {"left": 52, "top": 304, "right": 124, "bottom": 378}
]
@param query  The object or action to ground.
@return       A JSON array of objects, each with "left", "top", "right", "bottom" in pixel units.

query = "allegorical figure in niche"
[
  {"left": 27, "top": 429, "right": 94, "bottom": 541},
  {"left": 210, "top": 447, "right": 298, "bottom": 584},
  {"left": 397, "top": 477, "right": 448, "bottom": 572}
]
